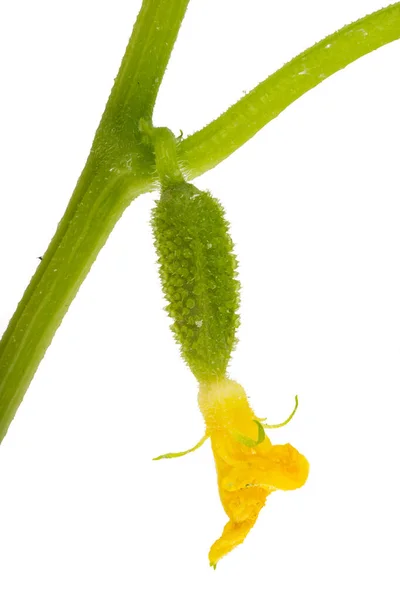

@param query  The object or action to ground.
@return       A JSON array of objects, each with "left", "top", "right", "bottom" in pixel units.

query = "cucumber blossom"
[{"left": 151, "top": 181, "right": 240, "bottom": 382}]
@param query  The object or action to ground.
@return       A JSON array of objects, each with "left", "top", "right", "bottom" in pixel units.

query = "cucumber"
[{"left": 152, "top": 181, "right": 240, "bottom": 382}]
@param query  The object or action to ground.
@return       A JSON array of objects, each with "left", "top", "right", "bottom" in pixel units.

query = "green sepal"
[
  {"left": 233, "top": 420, "right": 266, "bottom": 448},
  {"left": 153, "top": 433, "right": 209, "bottom": 460},
  {"left": 258, "top": 395, "right": 299, "bottom": 429}
]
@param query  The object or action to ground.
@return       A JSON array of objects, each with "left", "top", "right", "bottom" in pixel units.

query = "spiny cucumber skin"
[{"left": 152, "top": 182, "right": 240, "bottom": 383}]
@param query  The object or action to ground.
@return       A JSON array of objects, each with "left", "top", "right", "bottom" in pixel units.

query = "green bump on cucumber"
[{"left": 151, "top": 181, "right": 240, "bottom": 382}]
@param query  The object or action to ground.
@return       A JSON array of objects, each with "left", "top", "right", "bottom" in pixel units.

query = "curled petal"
[
  {"left": 220, "top": 486, "right": 269, "bottom": 522},
  {"left": 209, "top": 487, "right": 269, "bottom": 565},
  {"left": 221, "top": 444, "right": 309, "bottom": 492},
  {"left": 209, "top": 517, "right": 259, "bottom": 568}
]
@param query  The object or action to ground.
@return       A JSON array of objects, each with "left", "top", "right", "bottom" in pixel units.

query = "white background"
[{"left": 1, "top": 1, "right": 400, "bottom": 598}]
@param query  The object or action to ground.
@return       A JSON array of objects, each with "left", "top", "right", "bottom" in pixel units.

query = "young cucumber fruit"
[{"left": 152, "top": 181, "right": 240, "bottom": 383}]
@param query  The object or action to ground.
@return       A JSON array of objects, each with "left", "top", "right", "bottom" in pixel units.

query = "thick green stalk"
[
  {"left": 103, "top": 0, "right": 190, "bottom": 122},
  {"left": 91, "top": 0, "right": 191, "bottom": 166},
  {"left": 179, "top": 2, "right": 400, "bottom": 178},
  {"left": 0, "top": 166, "right": 148, "bottom": 442},
  {"left": 0, "top": 0, "right": 190, "bottom": 442}
]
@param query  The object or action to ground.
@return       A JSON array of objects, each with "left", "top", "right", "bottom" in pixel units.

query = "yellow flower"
[
  {"left": 198, "top": 378, "right": 309, "bottom": 567},
  {"left": 154, "top": 376, "right": 309, "bottom": 567}
]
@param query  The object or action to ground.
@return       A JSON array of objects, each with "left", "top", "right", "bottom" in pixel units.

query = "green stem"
[
  {"left": 140, "top": 121, "right": 184, "bottom": 185},
  {"left": 0, "top": 164, "right": 148, "bottom": 442},
  {"left": 0, "top": 0, "right": 190, "bottom": 442},
  {"left": 94, "top": 0, "right": 191, "bottom": 163},
  {"left": 179, "top": 2, "right": 400, "bottom": 178}
]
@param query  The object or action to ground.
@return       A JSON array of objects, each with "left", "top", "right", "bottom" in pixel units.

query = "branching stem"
[
  {"left": 180, "top": 3, "right": 400, "bottom": 178},
  {"left": 1, "top": 1, "right": 400, "bottom": 442}
]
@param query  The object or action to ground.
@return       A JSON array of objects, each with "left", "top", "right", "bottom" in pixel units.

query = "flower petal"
[
  {"left": 221, "top": 444, "right": 309, "bottom": 492},
  {"left": 211, "top": 430, "right": 272, "bottom": 466},
  {"left": 209, "top": 517, "right": 259, "bottom": 567},
  {"left": 219, "top": 486, "right": 269, "bottom": 521}
]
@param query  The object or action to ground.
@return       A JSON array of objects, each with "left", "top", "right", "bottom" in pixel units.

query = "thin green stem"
[
  {"left": 179, "top": 2, "right": 400, "bottom": 178},
  {"left": 140, "top": 121, "right": 184, "bottom": 185}
]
